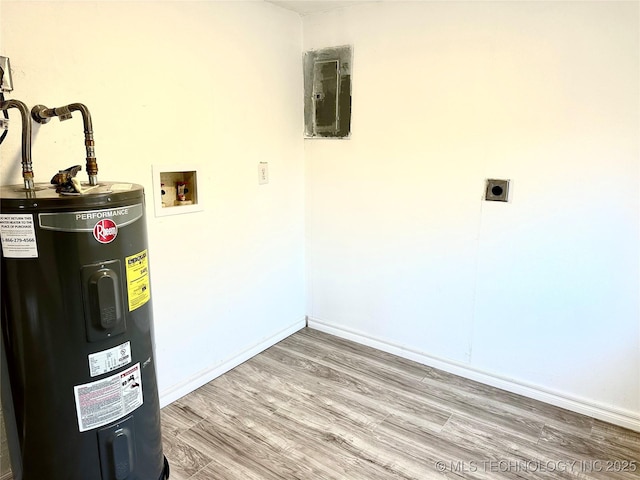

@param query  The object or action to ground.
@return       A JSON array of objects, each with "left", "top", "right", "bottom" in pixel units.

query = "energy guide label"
[
  {"left": 88, "top": 341, "right": 132, "bottom": 377},
  {"left": 126, "top": 249, "right": 150, "bottom": 311},
  {"left": 0, "top": 214, "right": 38, "bottom": 258},
  {"left": 74, "top": 363, "right": 143, "bottom": 432}
]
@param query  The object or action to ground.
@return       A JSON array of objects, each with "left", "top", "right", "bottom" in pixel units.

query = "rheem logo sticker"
[{"left": 93, "top": 219, "right": 118, "bottom": 244}]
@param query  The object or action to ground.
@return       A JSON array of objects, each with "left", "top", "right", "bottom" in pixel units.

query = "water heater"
[
  {"left": 1, "top": 183, "right": 169, "bottom": 480},
  {"left": 0, "top": 76, "right": 169, "bottom": 478}
]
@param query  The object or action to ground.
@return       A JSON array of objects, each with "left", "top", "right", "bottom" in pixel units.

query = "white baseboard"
[
  {"left": 308, "top": 317, "right": 640, "bottom": 432},
  {"left": 159, "top": 318, "right": 306, "bottom": 408}
]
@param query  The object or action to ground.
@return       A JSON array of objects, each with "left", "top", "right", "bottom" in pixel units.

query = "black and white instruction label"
[
  {"left": 88, "top": 341, "right": 132, "bottom": 377},
  {"left": 0, "top": 214, "right": 38, "bottom": 258},
  {"left": 74, "top": 363, "right": 143, "bottom": 432}
]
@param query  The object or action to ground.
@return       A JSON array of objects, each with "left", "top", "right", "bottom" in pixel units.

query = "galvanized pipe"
[
  {"left": 0, "top": 99, "right": 34, "bottom": 191},
  {"left": 32, "top": 103, "right": 99, "bottom": 185}
]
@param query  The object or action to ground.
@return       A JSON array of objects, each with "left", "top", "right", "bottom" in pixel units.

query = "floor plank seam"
[
  {"left": 534, "top": 423, "right": 547, "bottom": 446},
  {"left": 368, "top": 413, "right": 391, "bottom": 434},
  {"left": 189, "top": 458, "right": 215, "bottom": 480}
]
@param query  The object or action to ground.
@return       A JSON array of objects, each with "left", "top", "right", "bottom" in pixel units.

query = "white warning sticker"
[
  {"left": 0, "top": 214, "right": 38, "bottom": 258},
  {"left": 74, "top": 363, "right": 143, "bottom": 433},
  {"left": 88, "top": 341, "right": 132, "bottom": 378}
]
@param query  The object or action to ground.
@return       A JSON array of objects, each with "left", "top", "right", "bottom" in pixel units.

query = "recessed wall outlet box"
[
  {"left": 258, "top": 162, "right": 269, "bottom": 185},
  {"left": 485, "top": 179, "right": 510, "bottom": 202},
  {"left": 152, "top": 165, "right": 203, "bottom": 217}
]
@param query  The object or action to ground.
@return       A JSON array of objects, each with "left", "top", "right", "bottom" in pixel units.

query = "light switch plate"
[{"left": 258, "top": 162, "right": 269, "bottom": 185}]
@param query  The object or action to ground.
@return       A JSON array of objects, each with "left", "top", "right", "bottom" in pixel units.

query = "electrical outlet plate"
[
  {"left": 0, "top": 56, "right": 13, "bottom": 93},
  {"left": 485, "top": 179, "right": 510, "bottom": 202}
]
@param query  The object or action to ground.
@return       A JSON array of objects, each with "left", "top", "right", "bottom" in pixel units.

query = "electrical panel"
[{"left": 304, "top": 45, "right": 352, "bottom": 138}]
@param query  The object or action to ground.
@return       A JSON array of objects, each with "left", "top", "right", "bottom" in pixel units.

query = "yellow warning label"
[{"left": 125, "top": 249, "right": 150, "bottom": 311}]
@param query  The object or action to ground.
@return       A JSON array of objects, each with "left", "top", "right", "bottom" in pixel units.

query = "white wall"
[
  {"left": 0, "top": 0, "right": 306, "bottom": 404},
  {"left": 304, "top": 1, "right": 640, "bottom": 429}
]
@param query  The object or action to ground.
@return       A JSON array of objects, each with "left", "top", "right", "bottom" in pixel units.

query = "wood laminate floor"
[{"left": 161, "top": 328, "right": 639, "bottom": 480}]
